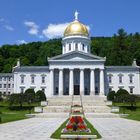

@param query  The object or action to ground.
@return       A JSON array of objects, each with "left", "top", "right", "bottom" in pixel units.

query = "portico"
[{"left": 49, "top": 67, "right": 105, "bottom": 96}]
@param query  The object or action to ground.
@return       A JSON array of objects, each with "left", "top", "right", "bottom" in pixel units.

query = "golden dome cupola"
[
  {"left": 64, "top": 11, "right": 89, "bottom": 37},
  {"left": 62, "top": 11, "right": 91, "bottom": 54}
]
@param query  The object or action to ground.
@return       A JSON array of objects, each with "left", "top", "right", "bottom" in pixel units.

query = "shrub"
[
  {"left": 107, "top": 91, "right": 116, "bottom": 101},
  {"left": 35, "top": 90, "right": 46, "bottom": 102},
  {"left": 115, "top": 89, "right": 129, "bottom": 102},
  {"left": 24, "top": 88, "right": 35, "bottom": 104}
]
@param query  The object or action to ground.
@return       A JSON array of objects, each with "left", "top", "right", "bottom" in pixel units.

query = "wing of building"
[{"left": 0, "top": 13, "right": 140, "bottom": 96}]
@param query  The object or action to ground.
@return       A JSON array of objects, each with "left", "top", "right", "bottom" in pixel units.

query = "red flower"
[{"left": 66, "top": 124, "right": 73, "bottom": 130}]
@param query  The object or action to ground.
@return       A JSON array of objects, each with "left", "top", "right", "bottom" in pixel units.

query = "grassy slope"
[
  {"left": 0, "top": 101, "right": 37, "bottom": 123},
  {"left": 51, "top": 118, "right": 101, "bottom": 139},
  {"left": 113, "top": 102, "right": 140, "bottom": 121}
]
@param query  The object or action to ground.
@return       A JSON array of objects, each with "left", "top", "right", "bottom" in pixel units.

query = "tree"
[
  {"left": 24, "top": 88, "right": 35, "bottom": 104},
  {"left": 107, "top": 91, "right": 116, "bottom": 101},
  {"left": 35, "top": 90, "right": 46, "bottom": 102}
]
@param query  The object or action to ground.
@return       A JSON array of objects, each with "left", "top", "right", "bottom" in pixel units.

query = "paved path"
[
  {"left": 0, "top": 118, "right": 66, "bottom": 140},
  {"left": 88, "top": 118, "right": 140, "bottom": 140},
  {"left": 0, "top": 117, "right": 140, "bottom": 140}
]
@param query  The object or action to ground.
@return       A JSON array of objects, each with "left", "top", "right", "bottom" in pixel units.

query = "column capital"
[
  {"left": 99, "top": 68, "right": 104, "bottom": 71},
  {"left": 90, "top": 68, "right": 95, "bottom": 71},
  {"left": 59, "top": 68, "right": 63, "bottom": 71},
  {"left": 69, "top": 68, "right": 74, "bottom": 71},
  {"left": 50, "top": 68, "right": 54, "bottom": 71},
  {"left": 80, "top": 68, "right": 84, "bottom": 71}
]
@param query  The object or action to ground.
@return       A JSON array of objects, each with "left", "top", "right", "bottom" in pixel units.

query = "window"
[
  {"left": 108, "top": 75, "right": 112, "bottom": 83},
  {"left": 109, "top": 87, "right": 112, "bottom": 92},
  {"left": 8, "top": 77, "right": 11, "bottom": 81},
  {"left": 8, "top": 84, "right": 10, "bottom": 88},
  {"left": 129, "top": 75, "right": 133, "bottom": 83},
  {"left": 8, "top": 92, "right": 10, "bottom": 95},
  {"left": 119, "top": 75, "right": 123, "bottom": 83},
  {"left": 42, "top": 76, "right": 45, "bottom": 84},
  {"left": 75, "top": 43, "right": 78, "bottom": 50},
  {"left": 69, "top": 44, "right": 71, "bottom": 50},
  {"left": 4, "top": 84, "right": 6, "bottom": 88},
  {"left": 4, "top": 77, "right": 6, "bottom": 81},
  {"left": 31, "top": 76, "right": 35, "bottom": 84},
  {"left": 0, "top": 84, "right": 2, "bottom": 88},
  {"left": 55, "top": 87, "right": 58, "bottom": 94},
  {"left": 21, "top": 76, "right": 24, "bottom": 84},
  {"left": 41, "top": 88, "right": 45, "bottom": 93},
  {"left": 0, "top": 77, "right": 2, "bottom": 81},
  {"left": 20, "top": 87, "right": 24, "bottom": 93},
  {"left": 82, "top": 44, "right": 84, "bottom": 50},
  {"left": 130, "top": 87, "right": 133, "bottom": 94}
]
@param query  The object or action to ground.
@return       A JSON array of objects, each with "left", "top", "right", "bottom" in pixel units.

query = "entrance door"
[{"left": 74, "top": 85, "right": 80, "bottom": 95}]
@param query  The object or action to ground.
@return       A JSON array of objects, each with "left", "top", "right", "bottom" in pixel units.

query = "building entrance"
[{"left": 74, "top": 85, "right": 80, "bottom": 95}]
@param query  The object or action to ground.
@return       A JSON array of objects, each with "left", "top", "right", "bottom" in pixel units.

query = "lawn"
[
  {"left": 51, "top": 118, "right": 101, "bottom": 139},
  {"left": 113, "top": 102, "right": 140, "bottom": 121},
  {"left": 0, "top": 101, "right": 38, "bottom": 123}
]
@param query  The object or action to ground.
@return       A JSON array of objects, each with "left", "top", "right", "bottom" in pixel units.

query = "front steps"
[{"left": 43, "top": 95, "right": 112, "bottom": 114}]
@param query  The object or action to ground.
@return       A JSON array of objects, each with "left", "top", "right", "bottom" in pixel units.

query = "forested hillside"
[{"left": 0, "top": 29, "right": 140, "bottom": 73}]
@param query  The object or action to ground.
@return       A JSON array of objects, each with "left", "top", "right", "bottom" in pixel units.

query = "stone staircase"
[{"left": 42, "top": 95, "right": 118, "bottom": 118}]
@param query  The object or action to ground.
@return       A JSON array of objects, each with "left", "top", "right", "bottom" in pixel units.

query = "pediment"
[{"left": 49, "top": 51, "right": 105, "bottom": 61}]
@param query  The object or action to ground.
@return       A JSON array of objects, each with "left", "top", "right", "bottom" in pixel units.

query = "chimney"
[
  {"left": 132, "top": 58, "right": 137, "bottom": 66},
  {"left": 17, "top": 59, "right": 20, "bottom": 67}
]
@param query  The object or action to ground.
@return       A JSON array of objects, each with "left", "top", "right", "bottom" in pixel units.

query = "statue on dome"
[{"left": 74, "top": 11, "right": 79, "bottom": 20}]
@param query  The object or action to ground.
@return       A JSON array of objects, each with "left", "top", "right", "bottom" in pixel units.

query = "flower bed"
[{"left": 63, "top": 116, "right": 90, "bottom": 133}]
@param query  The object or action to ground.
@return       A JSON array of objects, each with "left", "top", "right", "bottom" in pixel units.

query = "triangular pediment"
[{"left": 49, "top": 51, "right": 105, "bottom": 61}]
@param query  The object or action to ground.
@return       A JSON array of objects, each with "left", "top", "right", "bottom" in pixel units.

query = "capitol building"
[{"left": 0, "top": 12, "right": 140, "bottom": 97}]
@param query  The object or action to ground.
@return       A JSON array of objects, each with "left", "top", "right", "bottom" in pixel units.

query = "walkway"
[
  {"left": 0, "top": 117, "right": 140, "bottom": 140},
  {"left": 88, "top": 118, "right": 140, "bottom": 140},
  {"left": 0, "top": 118, "right": 65, "bottom": 140}
]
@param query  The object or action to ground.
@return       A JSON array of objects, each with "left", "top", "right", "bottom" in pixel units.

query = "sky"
[{"left": 0, "top": 0, "right": 140, "bottom": 46}]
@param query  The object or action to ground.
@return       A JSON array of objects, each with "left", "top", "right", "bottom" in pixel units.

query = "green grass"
[
  {"left": 51, "top": 118, "right": 101, "bottom": 139},
  {"left": 0, "top": 101, "right": 38, "bottom": 123},
  {"left": 112, "top": 102, "right": 140, "bottom": 121}
]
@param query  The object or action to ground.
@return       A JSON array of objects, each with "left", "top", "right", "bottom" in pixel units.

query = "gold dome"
[{"left": 64, "top": 20, "right": 89, "bottom": 37}]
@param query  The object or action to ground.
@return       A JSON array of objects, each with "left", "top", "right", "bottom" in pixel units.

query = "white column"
[
  {"left": 69, "top": 69, "right": 74, "bottom": 95},
  {"left": 90, "top": 69, "right": 95, "bottom": 95},
  {"left": 59, "top": 69, "right": 63, "bottom": 96},
  {"left": 99, "top": 69, "right": 105, "bottom": 96},
  {"left": 50, "top": 69, "right": 54, "bottom": 96},
  {"left": 80, "top": 69, "right": 84, "bottom": 95}
]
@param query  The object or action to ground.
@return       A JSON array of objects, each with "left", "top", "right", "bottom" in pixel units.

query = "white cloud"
[
  {"left": 4, "top": 25, "right": 14, "bottom": 31},
  {"left": 16, "top": 40, "right": 27, "bottom": 44},
  {"left": 42, "top": 23, "right": 69, "bottom": 39},
  {"left": 42, "top": 22, "right": 90, "bottom": 39},
  {"left": 24, "top": 21, "right": 39, "bottom": 35}
]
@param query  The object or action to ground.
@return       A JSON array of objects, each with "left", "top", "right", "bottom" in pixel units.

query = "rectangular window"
[
  {"left": 42, "top": 76, "right": 45, "bottom": 84},
  {"left": 8, "top": 84, "right": 10, "bottom": 88},
  {"left": 0, "top": 84, "right": 2, "bottom": 88},
  {"left": 0, "top": 77, "right": 2, "bottom": 81},
  {"left": 8, "top": 92, "right": 10, "bottom": 95},
  {"left": 20, "top": 87, "right": 24, "bottom": 93},
  {"left": 31, "top": 76, "right": 35, "bottom": 84},
  {"left": 4, "top": 77, "right": 6, "bottom": 81},
  {"left": 130, "top": 87, "right": 133, "bottom": 94},
  {"left": 119, "top": 76, "right": 122, "bottom": 83},
  {"left": 129, "top": 75, "right": 133, "bottom": 83},
  {"left": 109, "top": 87, "right": 112, "bottom": 92},
  {"left": 21, "top": 76, "right": 24, "bottom": 84},
  {"left": 8, "top": 77, "right": 11, "bottom": 81},
  {"left": 108, "top": 75, "right": 112, "bottom": 83},
  {"left": 4, "top": 84, "right": 6, "bottom": 88},
  {"left": 82, "top": 44, "right": 84, "bottom": 50},
  {"left": 75, "top": 43, "right": 78, "bottom": 50},
  {"left": 41, "top": 88, "right": 45, "bottom": 93},
  {"left": 69, "top": 44, "right": 71, "bottom": 50}
]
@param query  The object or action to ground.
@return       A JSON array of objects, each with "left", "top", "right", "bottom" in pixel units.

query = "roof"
[
  {"left": 106, "top": 66, "right": 140, "bottom": 71},
  {"left": 0, "top": 73, "right": 13, "bottom": 77},
  {"left": 49, "top": 50, "right": 106, "bottom": 61},
  {"left": 14, "top": 66, "right": 49, "bottom": 72}
]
